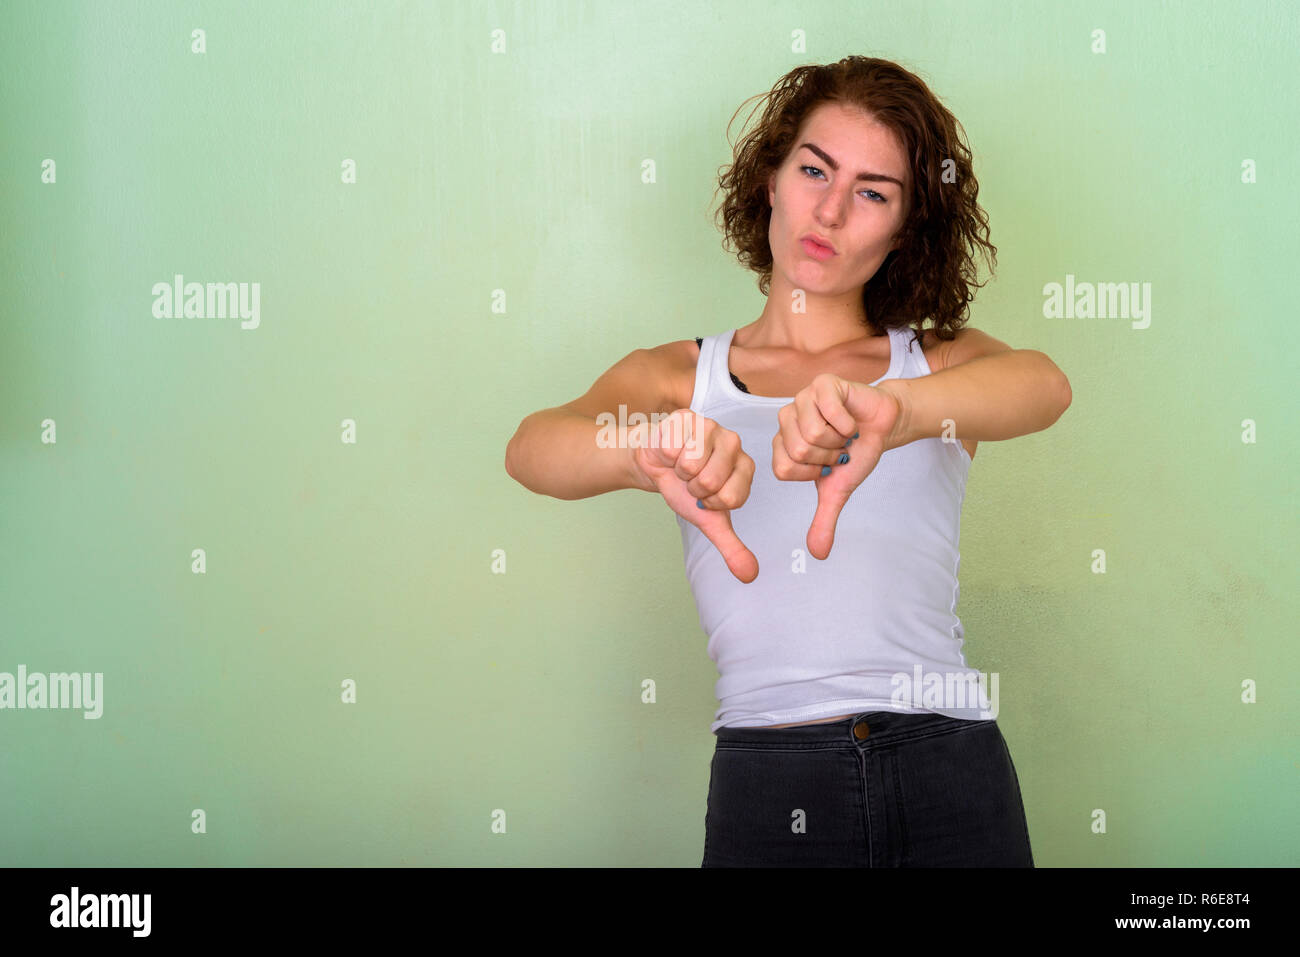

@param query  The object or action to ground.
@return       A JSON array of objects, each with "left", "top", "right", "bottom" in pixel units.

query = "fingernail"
[
  {"left": 837, "top": 453, "right": 849, "bottom": 465},
  {"left": 853, "top": 432, "right": 859, "bottom": 439},
  {"left": 820, "top": 465, "right": 831, "bottom": 477},
  {"left": 844, "top": 437, "right": 853, "bottom": 448},
  {"left": 696, "top": 499, "right": 705, "bottom": 509}
]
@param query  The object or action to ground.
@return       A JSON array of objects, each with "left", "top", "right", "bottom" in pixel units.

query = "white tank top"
[{"left": 676, "top": 326, "right": 993, "bottom": 732}]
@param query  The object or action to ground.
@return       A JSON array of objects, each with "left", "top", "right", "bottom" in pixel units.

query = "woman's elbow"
[
  {"left": 1035, "top": 352, "right": 1072, "bottom": 418},
  {"left": 504, "top": 421, "right": 529, "bottom": 483},
  {"left": 1048, "top": 370, "right": 1072, "bottom": 426}
]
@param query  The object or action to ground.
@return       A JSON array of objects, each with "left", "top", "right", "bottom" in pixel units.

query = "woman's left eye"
[{"left": 800, "top": 165, "right": 886, "bottom": 203}]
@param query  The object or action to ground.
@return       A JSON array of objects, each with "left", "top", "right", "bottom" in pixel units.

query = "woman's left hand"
[{"left": 771, "top": 373, "right": 903, "bottom": 560}]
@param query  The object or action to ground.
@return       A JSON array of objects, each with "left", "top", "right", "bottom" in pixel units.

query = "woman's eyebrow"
[{"left": 799, "top": 142, "right": 904, "bottom": 189}]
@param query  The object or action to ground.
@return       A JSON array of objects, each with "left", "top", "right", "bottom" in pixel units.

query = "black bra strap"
[{"left": 695, "top": 335, "right": 750, "bottom": 394}]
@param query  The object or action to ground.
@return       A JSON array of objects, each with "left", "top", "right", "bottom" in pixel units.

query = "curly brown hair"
[{"left": 712, "top": 56, "right": 997, "bottom": 348}]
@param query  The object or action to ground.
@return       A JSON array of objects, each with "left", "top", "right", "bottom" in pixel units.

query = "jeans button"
[{"left": 853, "top": 719, "right": 870, "bottom": 740}]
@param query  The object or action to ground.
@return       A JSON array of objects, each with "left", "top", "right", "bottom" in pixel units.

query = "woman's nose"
[{"left": 814, "top": 193, "right": 846, "bottom": 225}]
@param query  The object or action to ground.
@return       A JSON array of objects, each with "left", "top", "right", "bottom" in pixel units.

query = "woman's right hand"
[{"left": 631, "top": 410, "right": 759, "bottom": 583}]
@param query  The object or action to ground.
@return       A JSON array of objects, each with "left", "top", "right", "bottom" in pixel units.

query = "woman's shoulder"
[
  {"left": 650, "top": 337, "right": 705, "bottom": 412},
  {"left": 911, "top": 324, "right": 949, "bottom": 373}
]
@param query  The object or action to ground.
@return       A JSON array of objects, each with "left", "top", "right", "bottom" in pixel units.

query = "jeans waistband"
[{"left": 714, "top": 710, "right": 995, "bottom": 749}]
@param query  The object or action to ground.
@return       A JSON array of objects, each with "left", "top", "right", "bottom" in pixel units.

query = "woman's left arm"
[{"left": 873, "top": 328, "right": 1072, "bottom": 453}]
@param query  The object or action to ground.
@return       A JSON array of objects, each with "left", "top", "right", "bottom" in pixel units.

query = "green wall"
[{"left": 1, "top": 0, "right": 1295, "bottom": 866}]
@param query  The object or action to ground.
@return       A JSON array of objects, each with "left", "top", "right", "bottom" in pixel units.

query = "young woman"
[{"left": 505, "top": 56, "right": 1070, "bottom": 866}]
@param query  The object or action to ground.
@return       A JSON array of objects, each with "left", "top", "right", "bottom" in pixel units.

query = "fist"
[
  {"left": 632, "top": 409, "right": 759, "bottom": 583},
  {"left": 771, "top": 373, "right": 903, "bottom": 560}
]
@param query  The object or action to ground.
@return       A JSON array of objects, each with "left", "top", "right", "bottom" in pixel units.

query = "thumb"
[
  {"left": 806, "top": 476, "right": 851, "bottom": 561},
  {"left": 694, "top": 506, "right": 759, "bottom": 584}
]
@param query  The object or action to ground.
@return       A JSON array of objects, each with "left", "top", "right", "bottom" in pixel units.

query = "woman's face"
[{"left": 766, "top": 101, "right": 911, "bottom": 295}]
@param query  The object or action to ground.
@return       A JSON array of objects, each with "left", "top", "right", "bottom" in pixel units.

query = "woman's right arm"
[
  {"left": 506, "top": 341, "right": 760, "bottom": 582},
  {"left": 503, "top": 345, "right": 678, "bottom": 500}
]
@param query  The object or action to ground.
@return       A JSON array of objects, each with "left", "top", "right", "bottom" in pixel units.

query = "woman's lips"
[{"left": 800, "top": 238, "right": 836, "bottom": 261}]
